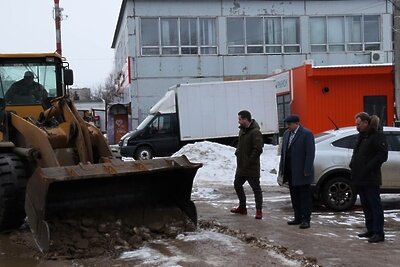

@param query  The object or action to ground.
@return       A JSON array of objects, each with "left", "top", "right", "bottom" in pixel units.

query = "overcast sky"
[{"left": 0, "top": 0, "right": 121, "bottom": 89}]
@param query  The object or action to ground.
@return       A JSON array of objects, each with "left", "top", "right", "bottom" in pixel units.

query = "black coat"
[
  {"left": 350, "top": 130, "right": 388, "bottom": 186},
  {"left": 279, "top": 126, "right": 315, "bottom": 186},
  {"left": 235, "top": 119, "right": 263, "bottom": 178}
]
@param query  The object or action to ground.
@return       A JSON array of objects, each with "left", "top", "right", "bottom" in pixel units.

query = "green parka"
[{"left": 235, "top": 119, "right": 263, "bottom": 178}]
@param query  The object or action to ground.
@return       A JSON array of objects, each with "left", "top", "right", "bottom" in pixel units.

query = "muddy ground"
[{"left": 1, "top": 185, "right": 400, "bottom": 266}]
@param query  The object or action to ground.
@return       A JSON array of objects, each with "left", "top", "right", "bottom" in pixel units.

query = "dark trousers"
[
  {"left": 234, "top": 176, "right": 263, "bottom": 210},
  {"left": 289, "top": 183, "right": 312, "bottom": 223},
  {"left": 356, "top": 185, "right": 384, "bottom": 236},
  {"left": 285, "top": 155, "right": 311, "bottom": 223}
]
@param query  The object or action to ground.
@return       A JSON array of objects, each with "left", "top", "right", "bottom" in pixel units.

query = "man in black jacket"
[
  {"left": 5, "top": 71, "right": 48, "bottom": 104},
  {"left": 350, "top": 112, "right": 388, "bottom": 243},
  {"left": 230, "top": 110, "right": 264, "bottom": 219}
]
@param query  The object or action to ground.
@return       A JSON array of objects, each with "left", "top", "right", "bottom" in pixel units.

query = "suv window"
[
  {"left": 385, "top": 132, "right": 400, "bottom": 151},
  {"left": 332, "top": 134, "right": 358, "bottom": 149}
]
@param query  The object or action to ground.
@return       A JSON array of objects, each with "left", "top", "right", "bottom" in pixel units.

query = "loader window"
[{"left": 0, "top": 63, "right": 57, "bottom": 105}]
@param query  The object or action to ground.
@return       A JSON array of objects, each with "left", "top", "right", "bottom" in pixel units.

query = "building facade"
[{"left": 111, "top": 0, "right": 394, "bottom": 129}]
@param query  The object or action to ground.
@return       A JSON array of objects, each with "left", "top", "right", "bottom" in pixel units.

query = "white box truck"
[{"left": 119, "top": 79, "right": 279, "bottom": 159}]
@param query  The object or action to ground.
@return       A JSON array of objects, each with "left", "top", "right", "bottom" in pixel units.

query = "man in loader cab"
[{"left": 5, "top": 71, "right": 48, "bottom": 104}]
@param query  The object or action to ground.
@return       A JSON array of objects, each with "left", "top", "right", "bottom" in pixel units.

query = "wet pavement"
[
  {"left": 1, "top": 185, "right": 399, "bottom": 266},
  {"left": 194, "top": 185, "right": 400, "bottom": 267}
]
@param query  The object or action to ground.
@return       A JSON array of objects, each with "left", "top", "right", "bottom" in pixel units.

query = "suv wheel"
[
  {"left": 135, "top": 146, "right": 153, "bottom": 160},
  {"left": 321, "top": 176, "right": 356, "bottom": 211}
]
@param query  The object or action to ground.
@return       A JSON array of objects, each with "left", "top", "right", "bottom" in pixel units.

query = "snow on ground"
[
  {"left": 173, "top": 141, "right": 280, "bottom": 186},
  {"left": 120, "top": 230, "right": 302, "bottom": 267}
]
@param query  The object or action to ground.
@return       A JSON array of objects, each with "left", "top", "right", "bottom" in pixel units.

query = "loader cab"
[{"left": 0, "top": 53, "right": 73, "bottom": 119}]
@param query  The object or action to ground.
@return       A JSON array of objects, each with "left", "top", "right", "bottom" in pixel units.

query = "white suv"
[
  {"left": 312, "top": 126, "right": 400, "bottom": 210},
  {"left": 278, "top": 126, "right": 400, "bottom": 210}
]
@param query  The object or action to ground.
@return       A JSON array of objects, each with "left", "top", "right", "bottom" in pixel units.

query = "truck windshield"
[
  {"left": 0, "top": 63, "right": 57, "bottom": 105},
  {"left": 137, "top": 115, "right": 155, "bottom": 130}
]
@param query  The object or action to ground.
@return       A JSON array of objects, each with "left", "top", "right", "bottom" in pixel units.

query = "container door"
[{"left": 364, "top": 96, "right": 387, "bottom": 126}]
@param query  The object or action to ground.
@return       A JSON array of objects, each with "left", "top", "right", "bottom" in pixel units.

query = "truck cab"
[{"left": 119, "top": 112, "right": 180, "bottom": 159}]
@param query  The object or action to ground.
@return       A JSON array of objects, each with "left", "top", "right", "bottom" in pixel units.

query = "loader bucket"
[{"left": 24, "top": 155, "right": 202, "bottom": 253}]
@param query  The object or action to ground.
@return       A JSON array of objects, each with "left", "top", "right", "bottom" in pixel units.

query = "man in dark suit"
[{"left": 279, "top": 114, "right": 315, "bottom": 229}]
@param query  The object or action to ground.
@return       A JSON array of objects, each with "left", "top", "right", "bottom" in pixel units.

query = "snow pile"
[{"left": 173, "top": 141, "right": 280, "bottom": 186}]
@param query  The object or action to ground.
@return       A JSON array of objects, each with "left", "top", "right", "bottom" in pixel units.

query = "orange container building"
[{"left": 274, "top": 63, "right": 394, "bottom": 134}]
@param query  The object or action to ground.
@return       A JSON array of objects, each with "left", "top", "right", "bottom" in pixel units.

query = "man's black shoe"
[
  {"left": 357, "top": 231, "right": 373, "bottom": 238},
  {"left": 287, "top": 220, "right": 301, "bottom": 225},
  {"left": 368, "top": 234, "right": 385, "bottom": 243},
  {"left": 299, "top": 222, "right": 310, "bottom": 229}
]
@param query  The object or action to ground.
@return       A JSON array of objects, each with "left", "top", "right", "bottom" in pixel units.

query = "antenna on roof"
[{"left": 328, "top": 116, "right": 339, "bottom": 130}]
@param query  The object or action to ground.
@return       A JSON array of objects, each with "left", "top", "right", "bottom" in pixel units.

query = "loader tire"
[{"left": 0, "top": 153, "right": 28, "bottom": 231}]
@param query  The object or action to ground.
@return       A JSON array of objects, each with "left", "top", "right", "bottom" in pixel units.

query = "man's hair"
[
  {"left": 355, "top": 112, "right": 380, "bottom": 131},
  {"left": 355, "top": 112, "right": 371, "bottom": 122},
  {"left": 238, "top": 110, "right": 252, "bottom": 121}
]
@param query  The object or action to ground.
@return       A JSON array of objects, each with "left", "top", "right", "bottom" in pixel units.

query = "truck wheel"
[
  {"left": 321, "top": 176, "right": 356, "bottom": 211},
  {"left": 0, "top": 153, "right": 28, "bottom": 230},
  {"left": 135, "top": 146, "right": 153, "bottom": 160}
]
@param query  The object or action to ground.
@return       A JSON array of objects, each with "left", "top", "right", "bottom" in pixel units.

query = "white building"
[
  {"left": 111, "top": 0, "right": 393, "bottom": 128},
  {"left": 69, "top": 88, "right": 107, "bottom": 133}
]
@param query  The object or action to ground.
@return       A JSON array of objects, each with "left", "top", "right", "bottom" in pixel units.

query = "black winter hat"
[{"left": 284, "top": 114, "right": 300, "bottom": 123}]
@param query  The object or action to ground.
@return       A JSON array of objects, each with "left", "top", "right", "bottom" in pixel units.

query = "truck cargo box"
[{"left": 174, "top": 79, "right": 278, "bottom": 141}]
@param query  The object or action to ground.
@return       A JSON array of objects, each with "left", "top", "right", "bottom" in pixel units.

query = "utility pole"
[
  {"left": 394, "top": 0, "right": 400, "bottom": 124},
  {"left": 53, "top": 0, "right": 63, "bottom": 56}
]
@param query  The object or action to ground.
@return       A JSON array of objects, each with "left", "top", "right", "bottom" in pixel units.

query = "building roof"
[
  {"left": 312, "top": 63, "right": 393, "bottom": 69},
  {"left": 111, "top": 0, "right": 128, "bottom": 48}
]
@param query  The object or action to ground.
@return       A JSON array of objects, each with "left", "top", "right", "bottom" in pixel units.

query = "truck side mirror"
[{"left": 64, "top": 69, "right": 74, "bottom": 86}]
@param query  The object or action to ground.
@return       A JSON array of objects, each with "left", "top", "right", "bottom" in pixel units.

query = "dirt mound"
[{"left": 10, "top": 213, "right": 195, "bottom": 260}]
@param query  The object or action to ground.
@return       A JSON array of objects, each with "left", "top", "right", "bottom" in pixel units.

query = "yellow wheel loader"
[{"left": 0, "top": 53, "right": 201, "bottom": 252}]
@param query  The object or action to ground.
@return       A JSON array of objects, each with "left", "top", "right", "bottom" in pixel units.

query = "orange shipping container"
[{"left": 276, "top": 63, "right": 394, "bottom": 134}]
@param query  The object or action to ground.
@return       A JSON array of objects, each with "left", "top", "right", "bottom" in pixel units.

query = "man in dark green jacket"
[{"left": 230, "top": 110, "right": 264, "bottom": 219}]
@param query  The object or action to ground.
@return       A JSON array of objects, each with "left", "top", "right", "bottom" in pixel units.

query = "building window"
[
  {"left": 328, "top": 16, "right": 345, "bottom": 51},
  {"left": 141, "top": 17, "right": 217, "bottom": 56},
  {"left": 310, "top": 17, "right": 327, "bottom": 52},
  {"left": 227, "top": 17, "right": 300, "bottom": 55},
  {"left": 283, "top": 18, "right": 300, "bottom": 53},
  {"left": 310, "top": 15, "right": 380, "bottom": 52},
  {"left": 364, "top": 15, "right": 380, "bottom": 50},
  {"left": 141, "top": 18, "right": 160, "bottom": 55},
  {"left": 199, "top": 18, "right": 217, "bottom": 54},
  {"left": 346, "top": 16, "right": 362, "bottom": 51},
  {"left": 265, "top": 17, "right": 282, "bottom": 53},
  {"left": 161, "top": 18, "right": 179, "bottom": 55},
  {"left": 180, "top": 18, "right": 198, "bottom": 54},
  {"left": 227, "top": 18, "right": 245, "bottom": 54},
  {"left": 246, "top": 17, "right": 263, "bottom": 53}
]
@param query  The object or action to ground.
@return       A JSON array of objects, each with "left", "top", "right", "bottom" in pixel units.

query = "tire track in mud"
[{"left": 198, "top": 219, "right": 320, "bottom": 267}]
